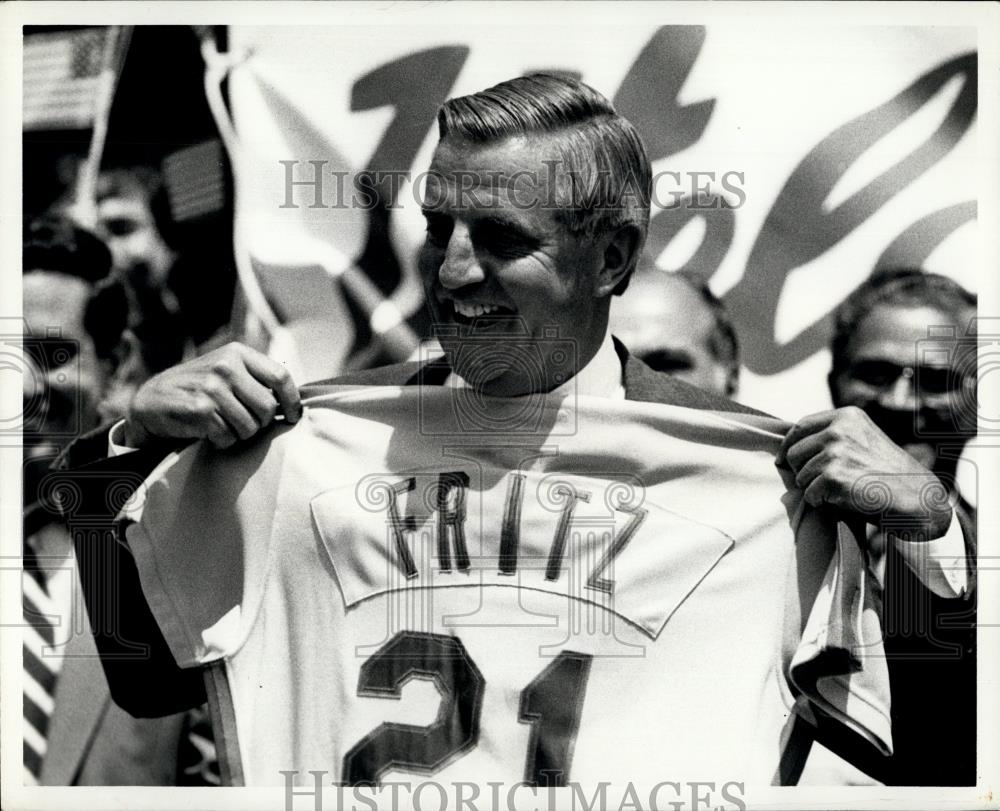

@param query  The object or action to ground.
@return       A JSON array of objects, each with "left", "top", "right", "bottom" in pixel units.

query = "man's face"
[
  {"left": 829, "top": 304, "right": 974, "bottom": 471},
  {"left": 95, "top": 180, "right": 173, "bottom": 286},
  {"left": 610, "top": 273, "right": 733, "bottom": 396},
  {"left": 418, "top": 135, "right": 609, "bottom": 396},
  {"left": 22, "top": 271, "right": 108, "bottom": 486}
]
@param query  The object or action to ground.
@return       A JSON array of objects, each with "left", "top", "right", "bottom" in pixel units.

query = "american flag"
[
  {"left": 162, "top": 140, "right": 227, "bottom": 222},
  {"left": 23, "top": 28, "right": 109, "bottom": 131}
]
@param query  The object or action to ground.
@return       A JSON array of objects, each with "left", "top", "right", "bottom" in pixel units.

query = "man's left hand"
[{"left": 776, "top": 406, "right": 952, "bottom": 539}]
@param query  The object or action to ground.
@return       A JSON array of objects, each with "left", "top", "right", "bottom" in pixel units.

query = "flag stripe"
[
  {"left": 24, "top": 53, "right": 72, "bottom": 67},
  {"left": 22, "top": 27, "right": 108, "bottom": 131},
  {"left": 23, "top": 671, "right": 55, "bottom": 716},
  {"left": 24, "top": 104, "right": 96, "bottom": 120},
  {"left": 24, "top": 40, "right": 72, "bottom": 55},
  {"left": 23, "top": 575, "right": 59, "bottom": 619},
  {"left": 170, "top": 179, "right": 223, "bottom": 197},
  {"left": 24, "top": 45, "right": 72, "bottom": 64},
  {"left": 173, "top": 185, "right": 225, "bottom": 207},
  {"left": 22, "top": 573, "right": 56, "bottom": 611},
  {"left": 22, "top": 548, "right": 61, "bottom": 781},
  {"left": 23, "top": 81, "right": 100, "bottom": 98},
  {"left": 23, "top": 624, "right": 62, "bottom": 675},
  {"left": 23, "top": 50, "right": 74, "bottom": 66},
  {"left": 24, "top": 90, "right": 99, "bottom": 106},
  {"left": 174, "top": 199, "right": 226, "bottom": 218},
  {"left": 173, "top": 196, "right": 225, "bottom": 214},
  {"left": 24, "top": 691, "right": 50, "bottom": 735},
  {"left": 23, "top": 742, "right": 43, "bottom": 777},
  {"left": 23, "top": 115, "right": 94, "bottom": 130},
  {"left": 175, "top": 201, "right": 225, "bottom": 221},
  {"left": 166, "top": 159, "right": 223, "bottom": 176},
  {"left": 163, "top": 140, "right": 227, "bottom": 221},
  {"left": 24, "top": 646, "right": 58, "bottom": 693},
  {"left": 169, "top": 176, "right": 223, "bottom": 195},
  {"left": 23, "top": 66, "right": 76, "bottom": 82},
  {"left": 23, "top": 701, "right": 50, "bottom": 753},
  {"left": 22, "top": 597, "right": 56, "bottom": 646}
]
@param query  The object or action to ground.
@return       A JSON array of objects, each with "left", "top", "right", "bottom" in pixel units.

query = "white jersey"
[{"left": 124, "top": 386, "right": 890, "bottom": 788}]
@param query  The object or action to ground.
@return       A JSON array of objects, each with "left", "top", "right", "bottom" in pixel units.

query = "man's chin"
[
  {"left": 454, "top": 315, "right": 519, "bottom": 335},
  {"left": 444, "top": 347, "right": 555, "bottom": 397},
  {"left": 448, "top": 355, "right": 525, "bottom": 395}
]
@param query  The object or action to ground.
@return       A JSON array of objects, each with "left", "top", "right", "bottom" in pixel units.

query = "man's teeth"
[{"left": 454, "top": 302, "right": 503, "bottom": 317}]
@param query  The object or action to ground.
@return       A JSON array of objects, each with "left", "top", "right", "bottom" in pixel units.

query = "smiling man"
[
  {"left": 822, "top": 268, "right": 977, "bottom": 786},
  {"left": 110, "top": 75, "right": 741, "bottom": 453},
  {"left": 417, "top": 84, "right": 648, "bottom": 398},
  {"left": 61, "top": 75, "right": 969, "bottom": 788}
]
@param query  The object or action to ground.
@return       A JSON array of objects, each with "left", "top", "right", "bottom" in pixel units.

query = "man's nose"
[
  {"left": 23, "top": 353, "right": 77, "bottom": 404},
  {"left": 437, "top": 226, "right": 485, "bottom": 290},
  {"left": 21, "top": 351, "right": 45, "bottom": 406},
  {"left": 878, "top": 373, "right": 917, "bottom": 410}
]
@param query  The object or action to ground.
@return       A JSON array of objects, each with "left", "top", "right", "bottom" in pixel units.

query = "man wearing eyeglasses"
[{"left": 780, "top": 267, "right": 977, "bottom": 786}]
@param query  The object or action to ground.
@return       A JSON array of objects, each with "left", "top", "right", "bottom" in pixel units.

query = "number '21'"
[{"left": 343, "top": 632, "right": 592, "bottom": 787}]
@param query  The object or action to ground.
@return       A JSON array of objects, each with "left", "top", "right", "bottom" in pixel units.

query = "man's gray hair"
[{"left": 437, "top": 73, "right": 652, "bottom": 293}]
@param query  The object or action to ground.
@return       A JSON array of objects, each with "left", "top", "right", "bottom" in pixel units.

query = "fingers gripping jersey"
[{"left": 124, "top": 387, "right": 891, "bottom": 787}]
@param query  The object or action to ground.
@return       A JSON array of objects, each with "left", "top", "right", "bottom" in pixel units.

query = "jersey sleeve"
[
  {"left": 121, "top": 433, "right": 287, "bottom": 669},
  {"left": 786, "top": 507, "right": 893, "bottom": 759}
]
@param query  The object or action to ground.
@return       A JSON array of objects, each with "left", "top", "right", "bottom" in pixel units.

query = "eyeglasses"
[{"left": 845, "top": 359, "right": 971, "bottom": 397}]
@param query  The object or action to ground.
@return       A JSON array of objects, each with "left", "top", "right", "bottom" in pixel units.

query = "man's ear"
[
  {"left": 594, "top": 224, "right": 642, "bottom": 298},
  {"left": 827, "top": 369, "right": 841, "bottom": 405},
  {"left": 98, "top": 356, "right": 117, "bottom": 382},
  {"left": 110, "top": 329, "right": 143, "bottom": 381}
]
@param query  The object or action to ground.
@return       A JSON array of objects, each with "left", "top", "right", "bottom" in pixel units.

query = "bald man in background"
[{"left": 609, "top": 266, "right": 740, "bottom": 398}]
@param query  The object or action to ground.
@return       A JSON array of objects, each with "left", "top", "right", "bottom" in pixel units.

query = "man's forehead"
[
  {"left": 853, "top": 305, "right": 964, "bottom": 342},
  {"left": 614, "top": 285, "right": 714, "bottom": 352},
  {"left": 424, "top": 134, "right": 565, "bottom": 200},
  {"left": 24, "top": 269, "right": 90, "bottom": 298},
  {"left": 98, "top": 194, "right": 151, "bottom": 220},
  {"left": 431, "top": 133, "right": 563, "bottom": 170},
  {"left": 847, "top": 304, "right": 970, "bottom": 366},
  {"left": 616, "top": 275, "right": 711, "bottom": 324},
  {"left": 23, "top": 271, "right": 90, "bottom": 332}
]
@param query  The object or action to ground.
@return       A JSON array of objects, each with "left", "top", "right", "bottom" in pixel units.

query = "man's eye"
[
  {"left": 23, "top": 339, "right": 80, "bottom": 369},
  {"left": 850, "top": 361, "right": 899, "bottom": 387},
  {"left": 916, "top": 367, "right": 955, "bottom": 395},
  {"left": 473, "top": 225, "right": 536, "bottom": 259},
  {"left": 423, "top": 217, "right": 452, "bottom": 249},
  {"left": 638, "top": 350, "right": 694, "bottom": 374},
  {"left": 102, "top": 217, "right": 141, "bottom": 237},
  {"left": 480, "top": 240, "right": 533, "bottom": 260}
]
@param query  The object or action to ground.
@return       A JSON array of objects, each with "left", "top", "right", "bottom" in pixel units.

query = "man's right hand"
[{"left": 124, "top": 343, "right": 302, "bottom": 449}]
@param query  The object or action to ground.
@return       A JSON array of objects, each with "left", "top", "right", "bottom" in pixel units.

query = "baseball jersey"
[{"left": 123, "top": 386, "right": 891, "bottom": 787}]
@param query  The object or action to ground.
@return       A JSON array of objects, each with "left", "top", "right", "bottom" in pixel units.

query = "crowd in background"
[{"left": 21, "top": 164, "right": 233, "bottom": 787}]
